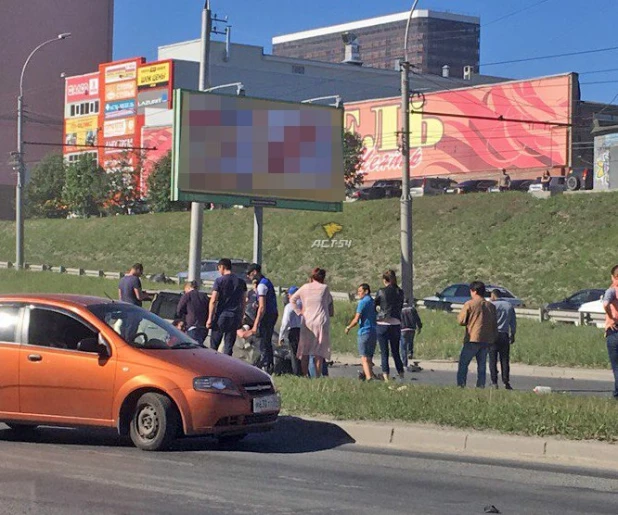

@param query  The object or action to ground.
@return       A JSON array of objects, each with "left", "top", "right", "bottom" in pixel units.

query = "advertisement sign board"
[
  {"left": 105, "top": 99, "right": 136, "bottom": 119},
  {"left": 105, "top": 81, "right": 137, "bottom": 102},
  {"left": 65, "top": 73, "right": 100, "bottom": 104},
  {"left": 141, "top": 126, "right": 173, "bottom": 193},
  {"left": 137, "top": 62, "right": 171, "bottom": 89},
  {"left": 104, "top": 61, "right": 137, "bottom": 84},
  {"left": 137, "top": 88, "right": 170, "bottom": 113},
  {"left": 64, "top": 116, "right": 99, "bottom": 154},
  {"left": 103, "top": 118, "right": 136, "bottom": 139},
  {"left": 172, "top": 89, "right": 344, "bottom": 212},
  {"left": 344, "top": 74, "right": 572, "bottom": 181}
]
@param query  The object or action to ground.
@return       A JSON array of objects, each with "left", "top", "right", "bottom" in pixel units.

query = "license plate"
[{"left": 252, "top": 394, "right": 280, "bottom": 414}]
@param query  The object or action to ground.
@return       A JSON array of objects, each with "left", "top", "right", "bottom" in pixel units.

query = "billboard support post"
[
  {"left": 188, "top": 1, "right": 212, "bottom": 283},
  {"left": 253, "top": 206, "right": 263, "bottom": 265}
]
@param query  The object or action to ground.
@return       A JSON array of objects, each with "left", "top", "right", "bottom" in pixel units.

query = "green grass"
[
  {"left": 330, "top": 301, "right": 609, "bottom": 369},
  {"left": 1, "top": 191, "right": 617, "bottom": 306},
  {"left": 276, "top": 376, "right": 618, "bottom": 442},
  {"left": 0, "top": 269, "right": 607, "bottom": 369}
]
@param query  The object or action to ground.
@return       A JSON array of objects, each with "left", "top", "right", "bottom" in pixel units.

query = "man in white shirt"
[{"left": 279, "top": 286, "right": 302, "bottom": 376}]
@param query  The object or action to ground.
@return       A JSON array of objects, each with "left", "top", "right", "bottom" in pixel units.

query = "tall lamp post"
[
  {"left": 15, "top": 33, "right": 71, "bottom": 269},
  {"left": 400, "top": 1, "right": 419, "bottom": 302}
]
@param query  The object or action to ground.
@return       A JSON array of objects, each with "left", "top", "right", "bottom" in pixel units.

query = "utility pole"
[
  {"left": 400, "top": 0, "right": 420, "bottom": 302},
  {"left": 187, "top": 1, "right": 212, "bottom": 283}
]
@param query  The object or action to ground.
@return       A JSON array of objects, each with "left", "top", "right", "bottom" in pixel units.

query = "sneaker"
[
  {"left": 490, "top": 383, "right": 499, "bottom": 390},
  {"left": 505, "top": 383, "right": 513, "bottom": 390},
  {"left": 382, "top": 374, "right": 390, "bottom": 382},
  {"left": 357, "top": 370, "right": 366, "bottom": 381}
]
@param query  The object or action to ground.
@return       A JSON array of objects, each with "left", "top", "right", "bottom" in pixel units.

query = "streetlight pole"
[
  {"left": 15, "top": 33, "right": 71, "bottom": 270},
  {"left": 187, "top": 1, "right": 212, "bottom": 283},
  {"left": 400, "top": 0, "right": 419, "bottom": 302}
]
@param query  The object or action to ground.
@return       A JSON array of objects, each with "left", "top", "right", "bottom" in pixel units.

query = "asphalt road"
[
  {"left": 327, "top": 362, "right": 615, "bottom": 397},
  {"left": 0, "top": 419, "right": 617, "bottom": 514}
]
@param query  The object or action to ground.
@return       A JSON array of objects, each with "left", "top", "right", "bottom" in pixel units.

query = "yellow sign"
[
  {"left": 138, "top": 62, "right": 170, "bottom": 88},
  {"left": 64, "top": 115, "right": 99, "bottom": 152},
  {"left": 105, "top": 81, "right": 137, "bottom": 102},
  {"left": 322, "top": 222, "right": 343, "bottom": 239}
]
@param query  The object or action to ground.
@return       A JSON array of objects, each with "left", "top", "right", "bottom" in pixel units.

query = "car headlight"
[{"left": 193, "top": 377, "right": 242, "bottom": 397}]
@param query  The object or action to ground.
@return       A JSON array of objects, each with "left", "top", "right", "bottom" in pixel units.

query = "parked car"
[
  {"left": 149, "top": 290, "right": 295, "bottom": 375},
  {"left": 409, "top": 177, "right": 457, "bottom": 197},
  {"left": 578, "top": 299, "right": 605, "bottom": 328},
  {"left": 566, "top": 167, "right": 593, "bottom": 191},
  {"left": 528, "top": 176, "right": 567, "bottom": 193},
  {"left": 423, "top": 283, "right": 523, "bottom": 309},
  {"left": 0, "top": 294, "right": 280, "bottom": 451},
  {"left": 488, "top": 179, "right": 534, "bottom": 193},
  {"left": 352, "top": 179, "right": 402, "bottom": 201},
  {"left": 546, "top": 289, "right": 605, "bottom": 311},
  {"left": 446, "top": 180, "right": 498, "bottom": 194},
  {"left": 178, "top": 259, "right": 251, "bottom": 283}
]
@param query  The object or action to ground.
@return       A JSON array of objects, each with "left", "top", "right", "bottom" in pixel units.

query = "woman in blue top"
[{"left": 345, "top": 283, "right": 378, "bottom": 381}]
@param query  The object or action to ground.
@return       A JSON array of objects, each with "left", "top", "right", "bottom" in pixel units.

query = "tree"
[
  {"left": 63, "top": 155, "right": 108, "bottom": 217},
  {"left": 146, "top": 152, "right": 188, "bottom": 212},
  {"left": 343, "top": 130, "right": 366, "bottom": 190},
  {"left": 104, "top": 152, "right": 142, "bottom": 215},
  {"left": 25, "top": 153, "right": 67, "bottom": 218}
]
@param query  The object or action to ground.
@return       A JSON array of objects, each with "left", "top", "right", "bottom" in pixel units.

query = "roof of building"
[{"left": 272, "top": 10, "right": 480, "bottom": 45}]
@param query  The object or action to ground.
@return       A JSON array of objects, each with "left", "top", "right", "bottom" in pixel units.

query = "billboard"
[
  {"left": 65, "top": 73, "right": 100, "bottom": 104},
  {"left": 103, "top": 118, "right": 136, "bottom": 138},
  {"left": 137, "top": 88, "right": 170, "bottom": 113},
  {"left": 345, "top": 75, "right": 572, "bottom": 180},
  {"left": 141, "top": 126, "right": 173, "bottom": 193},
  {"left": 64, "top": 116, "right": 99, "bottom": 153},
  {"left": 104, "top": 61, "right": 138, "bottom": 84},
  {"left": 104, "top": 99, "right": 136, "bottom": 119},
  {"left": 172, "top": 90, "right": 344, "bottom": 212},
  {"left": 137, "top": 61, "right": 171, "bottom": 89},
  {"left": 105, "top": 81, "right": 137, "bottom": 102}
]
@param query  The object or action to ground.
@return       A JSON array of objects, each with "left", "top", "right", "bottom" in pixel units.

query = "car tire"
[
  {"left": 566, "top": 175, "right": 580, "bottom": 191},
  {"left": 5, "top": 423, "right": 38, "bottom": 433},
  {"left": 129, "top": 393, "right": 180, "bottom": 451},
  {"left": 217, "top": 433, "right": 247, "bottom": 446}
]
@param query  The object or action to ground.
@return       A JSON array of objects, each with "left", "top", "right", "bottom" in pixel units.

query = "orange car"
[{"left": 0, "top": 294, "right": 280, "bottom": 451}]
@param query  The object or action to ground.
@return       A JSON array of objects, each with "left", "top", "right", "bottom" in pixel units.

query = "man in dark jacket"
[
  {"left": 177, "top": 280, "right": 209, "bottom": 345},
  {"left": 400, "top": 299, "right": 423, "bottom": 372},
  {"left": 374, "top": 270, "right": 405, "bottom": 381}
]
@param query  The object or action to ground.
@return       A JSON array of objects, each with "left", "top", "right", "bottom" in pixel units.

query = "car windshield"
[
  {"left": 409, "top": 179, "right": 424, "bottom": 187},
  {"left": 88, "top": 303, "right": 200, "bottom": 350}
]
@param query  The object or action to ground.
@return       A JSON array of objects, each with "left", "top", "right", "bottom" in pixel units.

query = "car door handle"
[{"left": 27, "top": 354, "right": 42, "bottom": 362}]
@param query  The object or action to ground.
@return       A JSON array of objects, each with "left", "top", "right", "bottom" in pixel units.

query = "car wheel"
[
  {"left": 5, "top": 423, "right": 38, "bottom": 433},
  {"left": 217, "top": 433, "right": 247, "bottom": 446},
  {"left": 129, "top": 393, "right": 179, "bottom": 451},
  {"left": 566, "top": 175, "right": 580, "bottom": 191}
]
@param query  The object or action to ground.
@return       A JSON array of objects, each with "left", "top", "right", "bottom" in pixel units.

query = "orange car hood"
[{"left": 135, "top": 347, "right": 272, "bottom": 385}]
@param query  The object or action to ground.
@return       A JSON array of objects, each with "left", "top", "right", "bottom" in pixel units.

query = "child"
[{"left": 400, "top": 299, "right": 423, "bottom": 372}]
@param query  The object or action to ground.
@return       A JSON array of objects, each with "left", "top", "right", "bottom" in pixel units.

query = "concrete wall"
[{"left": 0, "top": 0, "right": 114, "bottom": 218}]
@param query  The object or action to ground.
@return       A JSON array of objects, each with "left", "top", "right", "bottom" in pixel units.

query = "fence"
[{"left": 0, "top": 260, "right": 603, "bottom": 327}]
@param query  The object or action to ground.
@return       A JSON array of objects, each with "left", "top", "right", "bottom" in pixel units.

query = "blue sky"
[{"left": 114, "top": 0, "right": 618, "bottom": 103}]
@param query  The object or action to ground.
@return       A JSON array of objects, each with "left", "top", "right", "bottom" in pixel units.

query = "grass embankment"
[
  {"left": 276, "top": 376, "right": 618, "bottom": 442},
  {"left": 1, "top": 191, "right": 617, "bottom": 306},
  {"left": 0, "top": 269, "right": 608, "bottom": 368}
]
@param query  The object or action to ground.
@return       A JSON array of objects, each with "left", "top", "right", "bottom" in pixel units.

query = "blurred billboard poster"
[{"left": 172, "top": 89, "right": 344, "bottom": 212}]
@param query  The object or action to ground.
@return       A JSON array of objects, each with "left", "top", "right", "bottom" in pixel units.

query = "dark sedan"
[
  {"left": 352, "top": 180, "right": 402, "bottom": 201},
  {"left": 546, "top": 289, "right": 605, "bottom": 311},
  {"left": 447, "top": 180, "right": 497, "bottom": 194}
]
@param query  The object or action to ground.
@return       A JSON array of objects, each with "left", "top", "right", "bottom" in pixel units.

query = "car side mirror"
[{"left": 77, "top": 335, "right": 109, "bottom": 357}]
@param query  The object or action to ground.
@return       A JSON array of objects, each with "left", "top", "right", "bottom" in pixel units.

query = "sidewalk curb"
[
  {"left": 308, "top": 417, "right": 618, "bottom": 471},
  {"left": 331, "top": 353, "right": 613, "bottom": 382}
]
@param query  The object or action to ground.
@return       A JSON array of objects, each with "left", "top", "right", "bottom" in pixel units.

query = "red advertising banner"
[
  {"left": 345, "top": 75, "right": 572, "bottom": 180},
  {"left": 140, "top": 125, "right": 173, "bottom": 193},
  {"left": 65, "top": 73, "right": 100, "bottom": 104}
]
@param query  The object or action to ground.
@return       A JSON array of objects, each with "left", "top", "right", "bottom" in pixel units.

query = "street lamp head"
[{"left": 58, "top": 33, "right": 72, "bottom": 40}]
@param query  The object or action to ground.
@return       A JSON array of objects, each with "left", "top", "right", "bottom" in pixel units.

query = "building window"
[{"left": 292, "top": 65, "right": 305, "bottom": 74}]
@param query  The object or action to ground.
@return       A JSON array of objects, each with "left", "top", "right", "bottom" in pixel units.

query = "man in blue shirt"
[
  {"left": 207, "top": 259, "right": 247, "bottom": 356},
  {"left": 489, "top": 289, "right": 517, "bottom": 390},
  {"left": 246, "top": 263, "right": 279, "bottom": 374},
  {"left": 345, "top": 283, "right": 377, "bottom": 381}
]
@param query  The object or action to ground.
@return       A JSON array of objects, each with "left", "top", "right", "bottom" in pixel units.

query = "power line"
[{"left": 481, "top": 45, "right": 618, "bottom": 67}]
